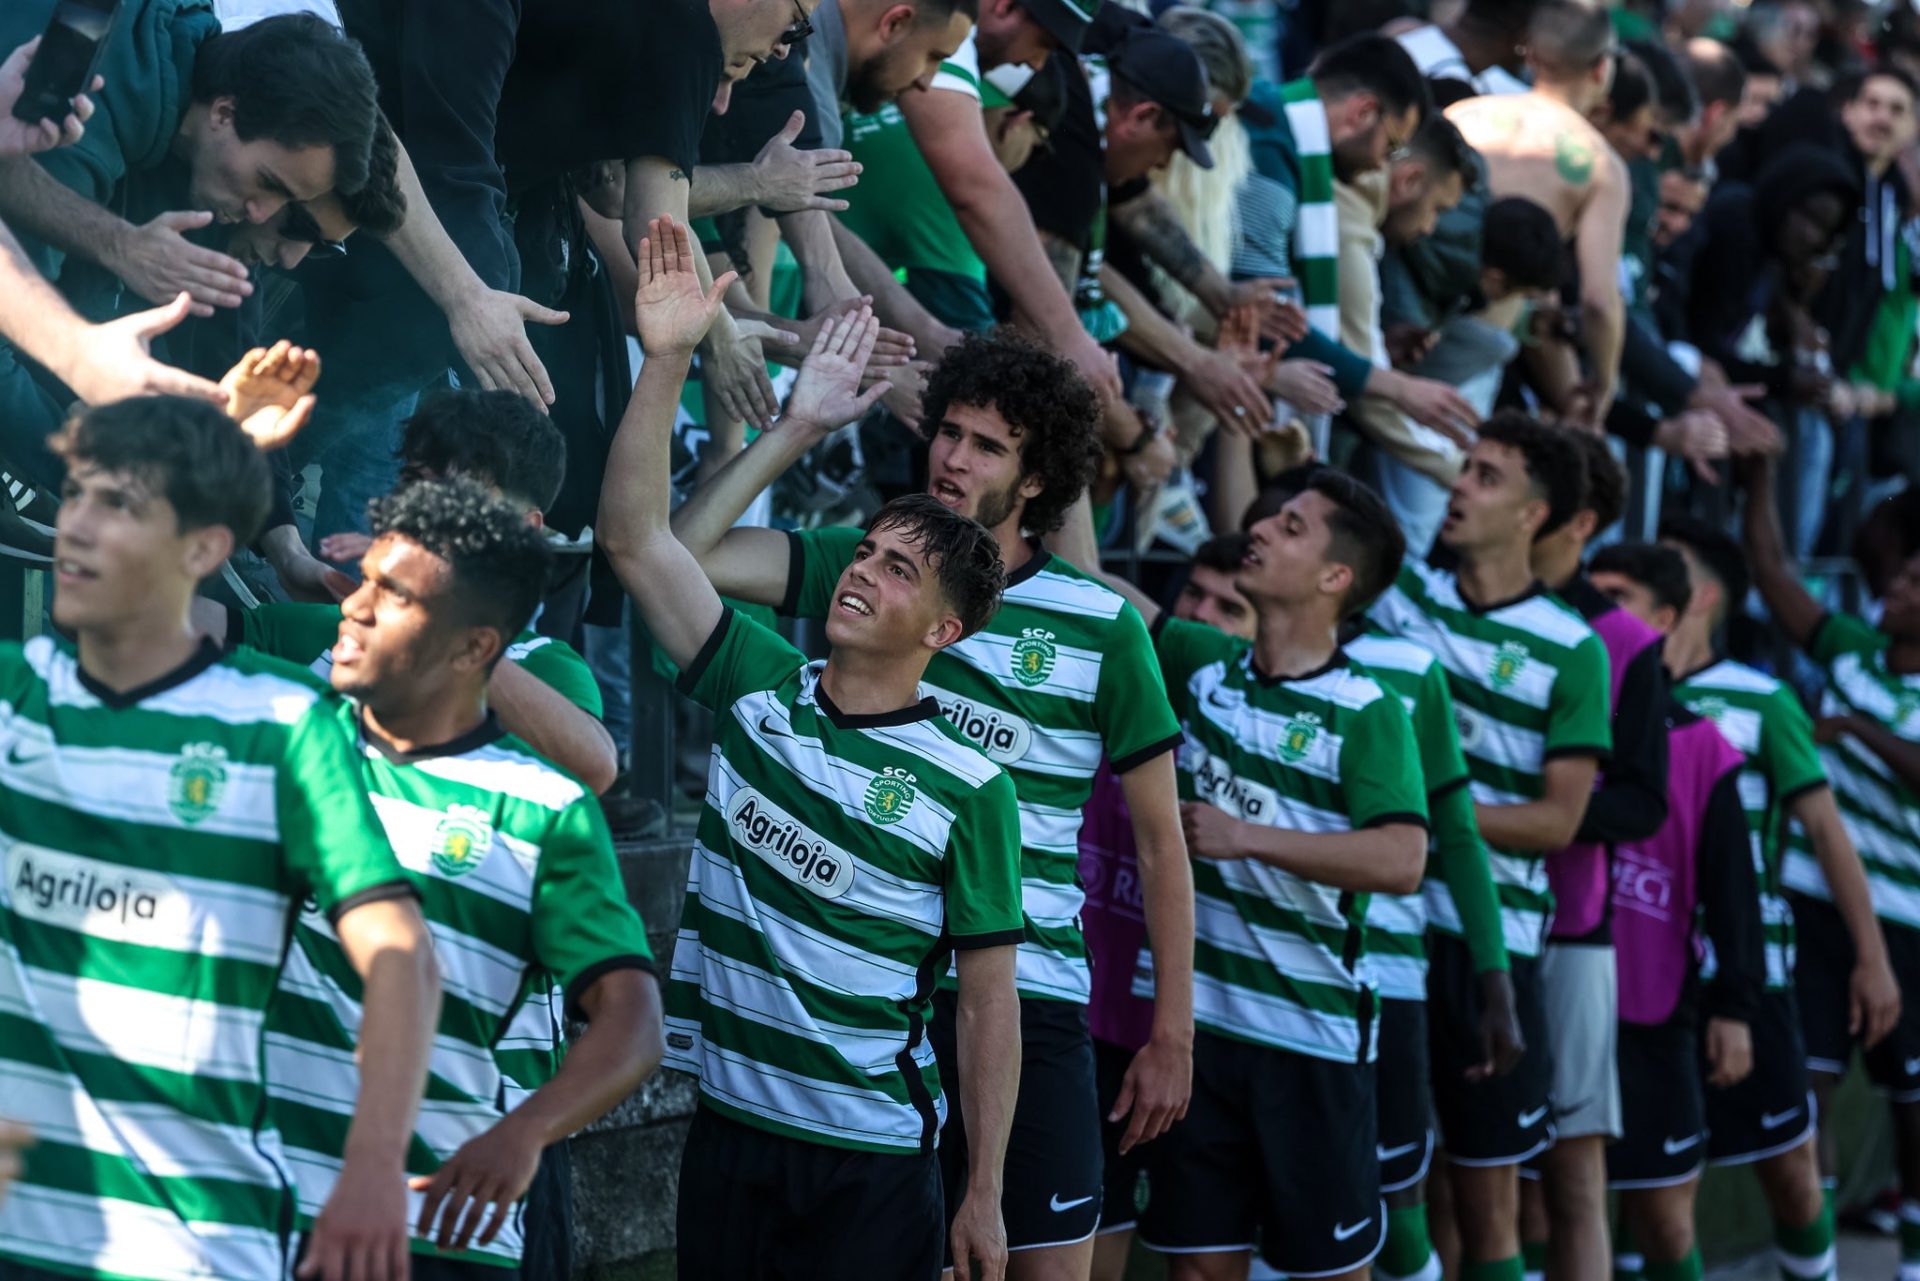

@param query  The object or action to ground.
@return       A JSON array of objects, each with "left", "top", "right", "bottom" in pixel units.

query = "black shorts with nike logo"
[
  {"left": 1608, "top": 1019, "right": 1706, "bottom": 1188},
  {"left": 1705, "top": 987, "right": 1815, "bottom": 1165},
  {"left": 1427, "top": 940, "right": 1555, "bottom": 1166},
  {"left": 1138, "top": 1031, "right": 1384, "bottom": 1277},
  {"left": 930, "top": 990, "right": 1104, "bottom": 1258},
  {"left": 1793, "top": 892, "right": 1920, "bottom": 1102}
]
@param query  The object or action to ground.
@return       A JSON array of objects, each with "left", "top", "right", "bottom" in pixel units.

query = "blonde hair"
[{"left": 1150, "top": 7, "right": 1255, "bottom": 328}]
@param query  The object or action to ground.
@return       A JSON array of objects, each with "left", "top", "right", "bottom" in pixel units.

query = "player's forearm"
[
  {"left": 1474, "top": 798, "right": 1586, "bottom": 853},
  {"left": 0, "top": 156, "right": 131, "bottom": 272},
  {"left": 688, "top": 163, "right": 765, "bottom": 219},
  {"left": 0, "top": 218, "right": 100, "bottom": 379},
  {"left": 1105, "top": 264, "right": 1200, "bottom": 373},
  {"left": 1122, "top": 757, "right": 1195, "bottom": 1043},
  {"left": 1738, "top": 453, "right": 1822, "bottom": 648},
  {"left": 828, "top": 218, "right": 960, "bottom": 355},
  {"left": 488, "top": 661, "right": 618, "bottom": 795},
  {"left": 670, "top": 422, "right": 811, "bottom": 560},
  {"left": 1240, "top": 823, "right": 1425, "bottom": 893},
  {"left": 381, "top": 138, "right": 490, "bottom": 314},
  {"left": 944, "top": 171, "right": 1083, "bottom": 340},
  {"left": 1109, "top": 190, "right": 1230, "bottom": 316},
  {"left": 508, "top": 971, "right": 663, "bottom": 1146},
  {"left": 776, "top": 210, "right": 858, "bottom": 310},
  {"left": 338, "top": 900, "right": 441, "bottom": 1170},
  {"left": 1797, "top": 787, "right": 1891, "bottom": 967},
  {"left": 954, "top": 950, "right": 1021, "bottom": 1201},
  {"left": 1841, "top": 717, "right": 1920, "bottom": 794},
  {"left": 602, "top": 349, "right": 695, "bottom": 554},
  {"left": 1433, "top": 783, "right": 1509, "bottom": 973}
]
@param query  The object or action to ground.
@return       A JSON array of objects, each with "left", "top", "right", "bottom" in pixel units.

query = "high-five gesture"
[
  {"left": 781, "top": 308, "right": 889, "bottom": 436},
  {"left": 633, "top": 216, "right": 736, "bottom": 358},
  {"left": 221, "top": 340, "right": 320, "bottom": 450}
]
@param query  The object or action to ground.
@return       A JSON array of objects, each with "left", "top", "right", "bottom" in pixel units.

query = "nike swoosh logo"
[
  {"left": 5, "top": 741, "right": 48, "bottom": 767},
  {"left": 1517, "top": 1106, "right": 1549, "bottom": 1129},
  {"left": 758, "top": 715, "right": 792, "bottom": 740},
  {"left": 1662, "top": 1133, "right": 1703, "bottom": 1155},
  {"left": 1206, "top": 689, "right": 1235, "bottom": 709},
  {"left": 1760, "top": 1108, "right": 1802, "bottom": 1130},
  {"left": 1377, "top": 1140, "right": 1424, "bottom": 1161},
  {"left": 1049, "top": 1193, "right": 1095, "bottom": 1213},
  {"left": 1333, "top": 1218, "right": 1373, "bottom": 1242}
]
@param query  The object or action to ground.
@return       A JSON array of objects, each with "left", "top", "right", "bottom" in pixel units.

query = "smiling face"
[
  {"left": 823, "top": 524, "right": 963, "bottom": 656},
  {"left": 186, "top": 97, "right": 338, "bottom": 225},
  {"left": 53, "top": 466, "right": 227, "bottom": 635},
  {"left": 925, "top": 401, "right": 1042, "bottom": 534},
  {"left": 1441, "top": 439, "right": 1545, "bottom": 555},
  {"left": 1240, "top": 490, "right": 1352, "bottom": 612}
]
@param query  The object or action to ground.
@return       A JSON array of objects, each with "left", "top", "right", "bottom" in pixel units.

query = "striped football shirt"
[
  {"left": 1675, "top": 658, "right": 1826, "bottom": 990},
  {"left": 266, "top": 708, "right": 651, "bottom": 1268},
  {"left": 1155, "top": 618, "right": 1429, "bottom": 1064},
  {"left": 0, "top": 637, "right": 407, "bottom": 1281},
  {"left": 1781, "top": 614, "right": 1920, "bottom": 930},
  {"left": 787, "top": 531, "right": 1183, "bottom": 1005},
  {"left": 664, "top": 609, "right": 1024, "bottom": 1152},
  {"left": 1369, "top": 563, "right": 1613, "bottom": 959}
]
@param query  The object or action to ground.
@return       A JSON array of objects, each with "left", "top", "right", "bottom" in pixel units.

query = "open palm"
[
  {"left": 782, "top": 308, "right": 888, "bottom": 435},
  {"left": 633, "top": 216, "right": 734, "bottom": 357},
  {"left": 220, "top": 340, "right": 319, "bottom": 450}
]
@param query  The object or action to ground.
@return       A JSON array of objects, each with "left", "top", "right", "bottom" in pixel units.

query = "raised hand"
[
  {"left": 633, "top": 216, "right": 735, "bottom": 359},
  {"left": 220, "top": 340, "right": 319, "bottom": 449},
  {"left": 109, "top": 210, "right": 254, "bottom": 314},
  {"left": 53, "top": 293, "right": 225, "bottom": 406},
  {"left": 782, "top": 308, "right": 889, "bottom": 435},
  {"left": 751, "top": 110, "right": 863, "bottom": 212}
]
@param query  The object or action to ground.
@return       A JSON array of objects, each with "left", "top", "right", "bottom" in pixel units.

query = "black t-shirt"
[
  {"left": 495, "top": 0, "right": 722, "bottom": 194},
  {"left": 703, "top": 52, "right": 824, "bottom": 166},
  {"left": 1013, "top": 56, "right": 1104, "bottom": 257}
]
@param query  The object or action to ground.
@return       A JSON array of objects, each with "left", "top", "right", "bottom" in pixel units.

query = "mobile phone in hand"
[{"left": 10, "top": 0, "right": 119, "bottom": 127}]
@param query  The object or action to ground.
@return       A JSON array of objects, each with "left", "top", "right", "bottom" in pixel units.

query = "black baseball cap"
[
  {"left": 1020, "top": 0, "right": 1102, "bottom": 55},
  {"left": 1107, "top": 24, "right": 1217, "bottom": 168}
]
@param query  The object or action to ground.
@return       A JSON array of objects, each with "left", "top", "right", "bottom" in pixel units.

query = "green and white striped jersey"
[
  {"left": 1155, "top": 618, "right": 1429, "bottom": 1064},
  {"left": 1347, "top": 633, "right": 1485, "bottom": 1000},
  {"left": 237, "top": 600, "right": 603, "bottom": 1109},
  {"left": 788, "top": 531, "right": 1183, "bottom": 1005},
  {"left": 1782, "top": 614, "right": 1920, "bottom": 930},
  {"left": 1675, "top": 659, "right": 1826, "bottom": 991},
  {"left": 267, "top": 707, "right": 651, "bottom": 1269},
  {"left": 664, "top": 609, "right": 1025, "bottom": 1152},
  {"left": 0, "top": 637, "right": 408, "bottom": 1281},
  {"left": 1369, "top": 563, "right": 1613, "bottom": 960}
]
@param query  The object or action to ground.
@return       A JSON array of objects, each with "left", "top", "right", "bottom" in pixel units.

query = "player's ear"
[
  {"left": 456, "top": 624, "right": 507, "bottom": 675},
  {"left": 182, "top": 524, "right": 237, "bottom": 581},
  {"left": 925, "top": 611, "right": 966, "bottom": 652}
]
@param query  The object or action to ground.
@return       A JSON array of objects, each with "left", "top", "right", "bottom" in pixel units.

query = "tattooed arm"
[{"left": 1108, "top": 188, "right": 1232, "bottom": 314}]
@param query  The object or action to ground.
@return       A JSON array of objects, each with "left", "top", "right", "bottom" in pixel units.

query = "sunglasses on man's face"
[
  {"left": 780, "top": 0, "right": 813, "bottom": 46},
  {"left": 281, "top": 204, "right": 347, "bottom": 258}
]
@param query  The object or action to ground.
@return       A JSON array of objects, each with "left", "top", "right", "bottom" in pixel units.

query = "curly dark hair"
[
  {"left": 919, "top": 329, "right": 1102, "bottom": 535},
  {"left": 1561, "top": 427, "right": 1626, "bottom": 534},
  {"left": 368, "top": 477, "right": 552, "bottom": 658},
  {"left": 50, "top": 396, "right": 271, "bottom": 548},
  {"left": 1477, "top": 411, "right": 1590, "bottom": 539},
  {"left": 866, "top": 493, "right": 1007, "bottom": 638}
]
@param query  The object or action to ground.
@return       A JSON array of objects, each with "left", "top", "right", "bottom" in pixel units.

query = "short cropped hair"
[
  {"left": 368, "top": 477, "right": 552, "bottom": 652},
  {"left": 1409, "top": 114, "right": 1476, "bottom": 179},
  {"left": 1192, "top": 532, "right": 1251, "bottom": 573},
  {"left": 866, "top": 493, "right": 1007, "bottom": 638},
  {"left": 1627, "top": 38, "right": 1699, "bottom": 123},
  {"left": 1562, "top": 428, "right": 1627, "bottom": 534},
  {"left": 1307, "top": 467, "right": 1407, "bottom": 618},
  {"left": 1608, "top": 50, "right": 1657, "bottom": 123},
  {"left": 1481, "top": 197, "right": 1564, "bottom": 289},
  {"left": 919, "top": 329, "right": 1102, "bottom": 536},
  {"left": 192, "top": 14, "right": 379, "bottom": 195},
  {"left": 1658, "top": 514, "right": 1750, "bottom": 616},
  {"left": 400, "top": 389, "right": 567, "bottom": 514},
  {"left": 1312, "top": 33, "right": 1434, "bottom": 123},
  {"left": 1589, "top": 541, "right": 1693, "bottom": 615},
  {"left": 1527, "top": 0, "right": 1617, "bottom": 76},
  {"left": 1685, "top": 38, "right": 1748, "bottom": 110},
  {"left": 1477, "top": 411, "right": 1590, "bottom": 538},
  {"left": 50, "top": 396, "right": 271, "bottom": 547}
]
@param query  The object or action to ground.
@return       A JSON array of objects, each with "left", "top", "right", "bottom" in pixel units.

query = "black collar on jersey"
[
  {"left": 78, "top": 637, "right": 223, "bottom": 709},
  {"left": 1246, "top": 645, "right": 1348, "bottom": 688},
  {"left": 1007, "top": 539, "right": 1049, "bottom": 588},
  {"left": 1458, "top": 577, "right": 1551, "bottom": 617},
  {"left": 1554, "top": 573, "right": 1610, "bottom": 622},
  {"left": 815, "top": 680, "right": 941, "bottom": 731},
  {"left": 358, "top": 706, "right": 505, "bottom": 763}
]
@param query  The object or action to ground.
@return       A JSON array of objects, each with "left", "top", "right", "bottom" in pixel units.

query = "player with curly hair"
[{"left": 671, "top": 322, "right": 1197, "bottom": 1278}]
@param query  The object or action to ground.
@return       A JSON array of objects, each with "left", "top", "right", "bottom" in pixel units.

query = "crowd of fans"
[{"left": 1, "top": 0, "right": 1919, "bottom": 1279}]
